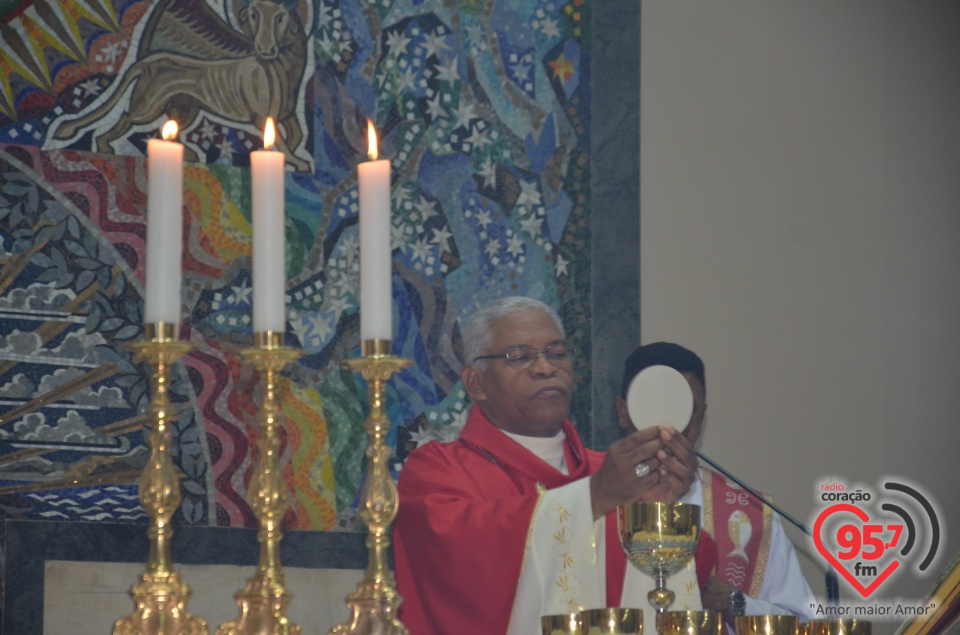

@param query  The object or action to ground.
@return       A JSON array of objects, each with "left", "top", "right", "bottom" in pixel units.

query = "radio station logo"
[{"left": 813, "top": 477, "right": 941, "bottom": 599}]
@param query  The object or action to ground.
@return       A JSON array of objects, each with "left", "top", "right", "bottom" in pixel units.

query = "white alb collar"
[{"left": 502, "top": 428, "right": 568, "bottom": 474}]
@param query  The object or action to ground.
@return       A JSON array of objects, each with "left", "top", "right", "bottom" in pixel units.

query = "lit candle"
[
  {"left": 358, "top": 120, "right": 392, "bottom": 341},
  {"left": 145, "top": 120, "right": 183, "bottom": 326},
  {"left": 251, "top": 117, "right": 287, "bottom": 334}
]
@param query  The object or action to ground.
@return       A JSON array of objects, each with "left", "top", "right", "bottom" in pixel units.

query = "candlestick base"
[
  {"left": 330, "top": 341, "right": 412, "bottom": 635},
  {"left": 113, "top": 572, "right": 207, "bottom": 635},
  {"left": 217, "top": 577, "right": 299, "bottom": 635}
]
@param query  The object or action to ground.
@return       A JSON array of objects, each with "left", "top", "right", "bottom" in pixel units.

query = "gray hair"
[{"left": 462, "top": 296, "right": 565, "bottom": 367}]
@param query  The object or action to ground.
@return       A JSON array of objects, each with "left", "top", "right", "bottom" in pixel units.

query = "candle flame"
[
  {"left": 161, "top": 120, "right": 178, "bottom": 140},
  {"left": 367, "top": 120, "right": 378, "bottom": 161},
  {"left": 264, "top": 117, "right": 276, "bottom": 150}
]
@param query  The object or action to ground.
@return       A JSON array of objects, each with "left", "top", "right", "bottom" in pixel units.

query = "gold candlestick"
[
  {"left": 330, "top": 339, "right": 412, "bottom": 635},
  {"left": 219, "top": 331, "right": 304, "bottom": 635},
  {"left": 114, "top": 323, "right": 207, "bottom": 635}
]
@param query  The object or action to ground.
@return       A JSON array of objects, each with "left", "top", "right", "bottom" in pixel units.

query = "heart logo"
[{"left": 813, "top": 503, "right": 899, "bottom": 597}]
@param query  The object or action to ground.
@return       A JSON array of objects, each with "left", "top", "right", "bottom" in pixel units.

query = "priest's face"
[{"left": 462, "top": 309, "right": 574, "bottom": 437}]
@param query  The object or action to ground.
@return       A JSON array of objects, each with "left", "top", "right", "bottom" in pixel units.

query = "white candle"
[
  {"left": 358, "top": 120, "right": 392, "bottom": 341},
  {"left": 145, "top": 120, "right": 183, "bottom": 326},
  {"left": 251, "top": 117, "right": 287, "bottom": 334}
]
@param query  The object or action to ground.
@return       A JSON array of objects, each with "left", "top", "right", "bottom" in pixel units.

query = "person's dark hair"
[{"left": 621, "top": 342, "right": 706, "bottom": 397}]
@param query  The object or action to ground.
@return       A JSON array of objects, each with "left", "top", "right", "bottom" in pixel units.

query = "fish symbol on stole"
[{"left": 726, "top": 510, "right": 752, "bottom": 561}]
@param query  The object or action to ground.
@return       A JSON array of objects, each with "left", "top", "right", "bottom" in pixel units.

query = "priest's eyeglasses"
[{"left": 473, "top": 343, "right": 575, "bottom": 367}]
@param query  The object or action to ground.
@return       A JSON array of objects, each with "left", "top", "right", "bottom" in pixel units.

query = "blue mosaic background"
[{"left": 0, "top": 0, "right": 594, "bottom": 531}]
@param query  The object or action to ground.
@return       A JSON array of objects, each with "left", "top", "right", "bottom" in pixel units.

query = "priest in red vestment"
[{"left": 394, "top": 297, "right": 703, "bottom": 635}]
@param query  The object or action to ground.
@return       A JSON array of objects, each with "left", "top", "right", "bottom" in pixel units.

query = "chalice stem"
[{"left": 649, "top": 570, "right": 676, "bottom": 632}]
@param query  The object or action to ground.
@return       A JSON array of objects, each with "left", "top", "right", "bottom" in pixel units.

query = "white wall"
[{"left": 640, "top": 0, "right": 960, "bottom": 626}]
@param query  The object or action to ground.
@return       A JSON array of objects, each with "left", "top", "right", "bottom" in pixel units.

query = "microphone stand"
[{"left": 695, "top": 449, "right": 840, "bottom": 604}]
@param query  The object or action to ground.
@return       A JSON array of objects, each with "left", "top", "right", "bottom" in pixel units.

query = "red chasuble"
[
  {"left": 394, "top": 407, "right": 715, "bottom": 635},
  {"left": 394, "top": 407, "right": 620, "bottom": 635}
]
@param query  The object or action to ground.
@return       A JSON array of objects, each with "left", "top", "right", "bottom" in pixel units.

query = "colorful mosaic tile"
[{"left": 0, "top": 0, "right": 593, "bottom": 531}]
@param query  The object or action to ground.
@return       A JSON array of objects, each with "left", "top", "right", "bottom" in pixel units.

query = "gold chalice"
[
  {"left": 542, "top": 612, "right": 582, "bottom": 635},
  {"left": 581, "top": 608, "right": 642, "bottom": 634},
  {"left": 808, "top": 620, "right": 871, "bottom": 635},
  {"left": 735, "top": 615, "right": 800, "bottom": 635},
  {"left": 659, "top": 610, "right": 722, "bottom": 635},
  {"left": 619, "top": 503, "right": 700, "bottom": 623}
]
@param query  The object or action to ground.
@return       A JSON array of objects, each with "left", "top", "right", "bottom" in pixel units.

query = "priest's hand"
[
  {"left": 701, "top": 576, "right": 740, "bottom": 623},
  {"left": 641, "top": 426, "right": 698, "bottom": 502},
  {"left": 590, "top": 426, "right": 666, "bottom": 519}
]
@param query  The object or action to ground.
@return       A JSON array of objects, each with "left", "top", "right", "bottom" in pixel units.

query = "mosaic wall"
[{"left": 0, "top": 0, "right": 593, "bottom": 531}]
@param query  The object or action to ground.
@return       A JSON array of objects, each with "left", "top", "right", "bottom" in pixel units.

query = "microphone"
[{"left": 695, "top": 449, "right": 840, "bottom": 604}]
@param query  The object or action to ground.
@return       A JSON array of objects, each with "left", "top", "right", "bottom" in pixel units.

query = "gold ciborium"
[
  {"left": 581, "top": 608, "right": 642, "bottom": 634},
  {"left": 619, "top": 502, "right": 700, "bottom": 623},
  {"left": 659, "top": 610, "right": 722, "bottom": 635},
  {"left": 808, "top": 620, "right": 871, "bottom": 635},
  {"left": 541, "top": 613, "right": 582, "bottom": 635},
  {"left": 735, "top": 615, "right": 800, "bottom": 635}
]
